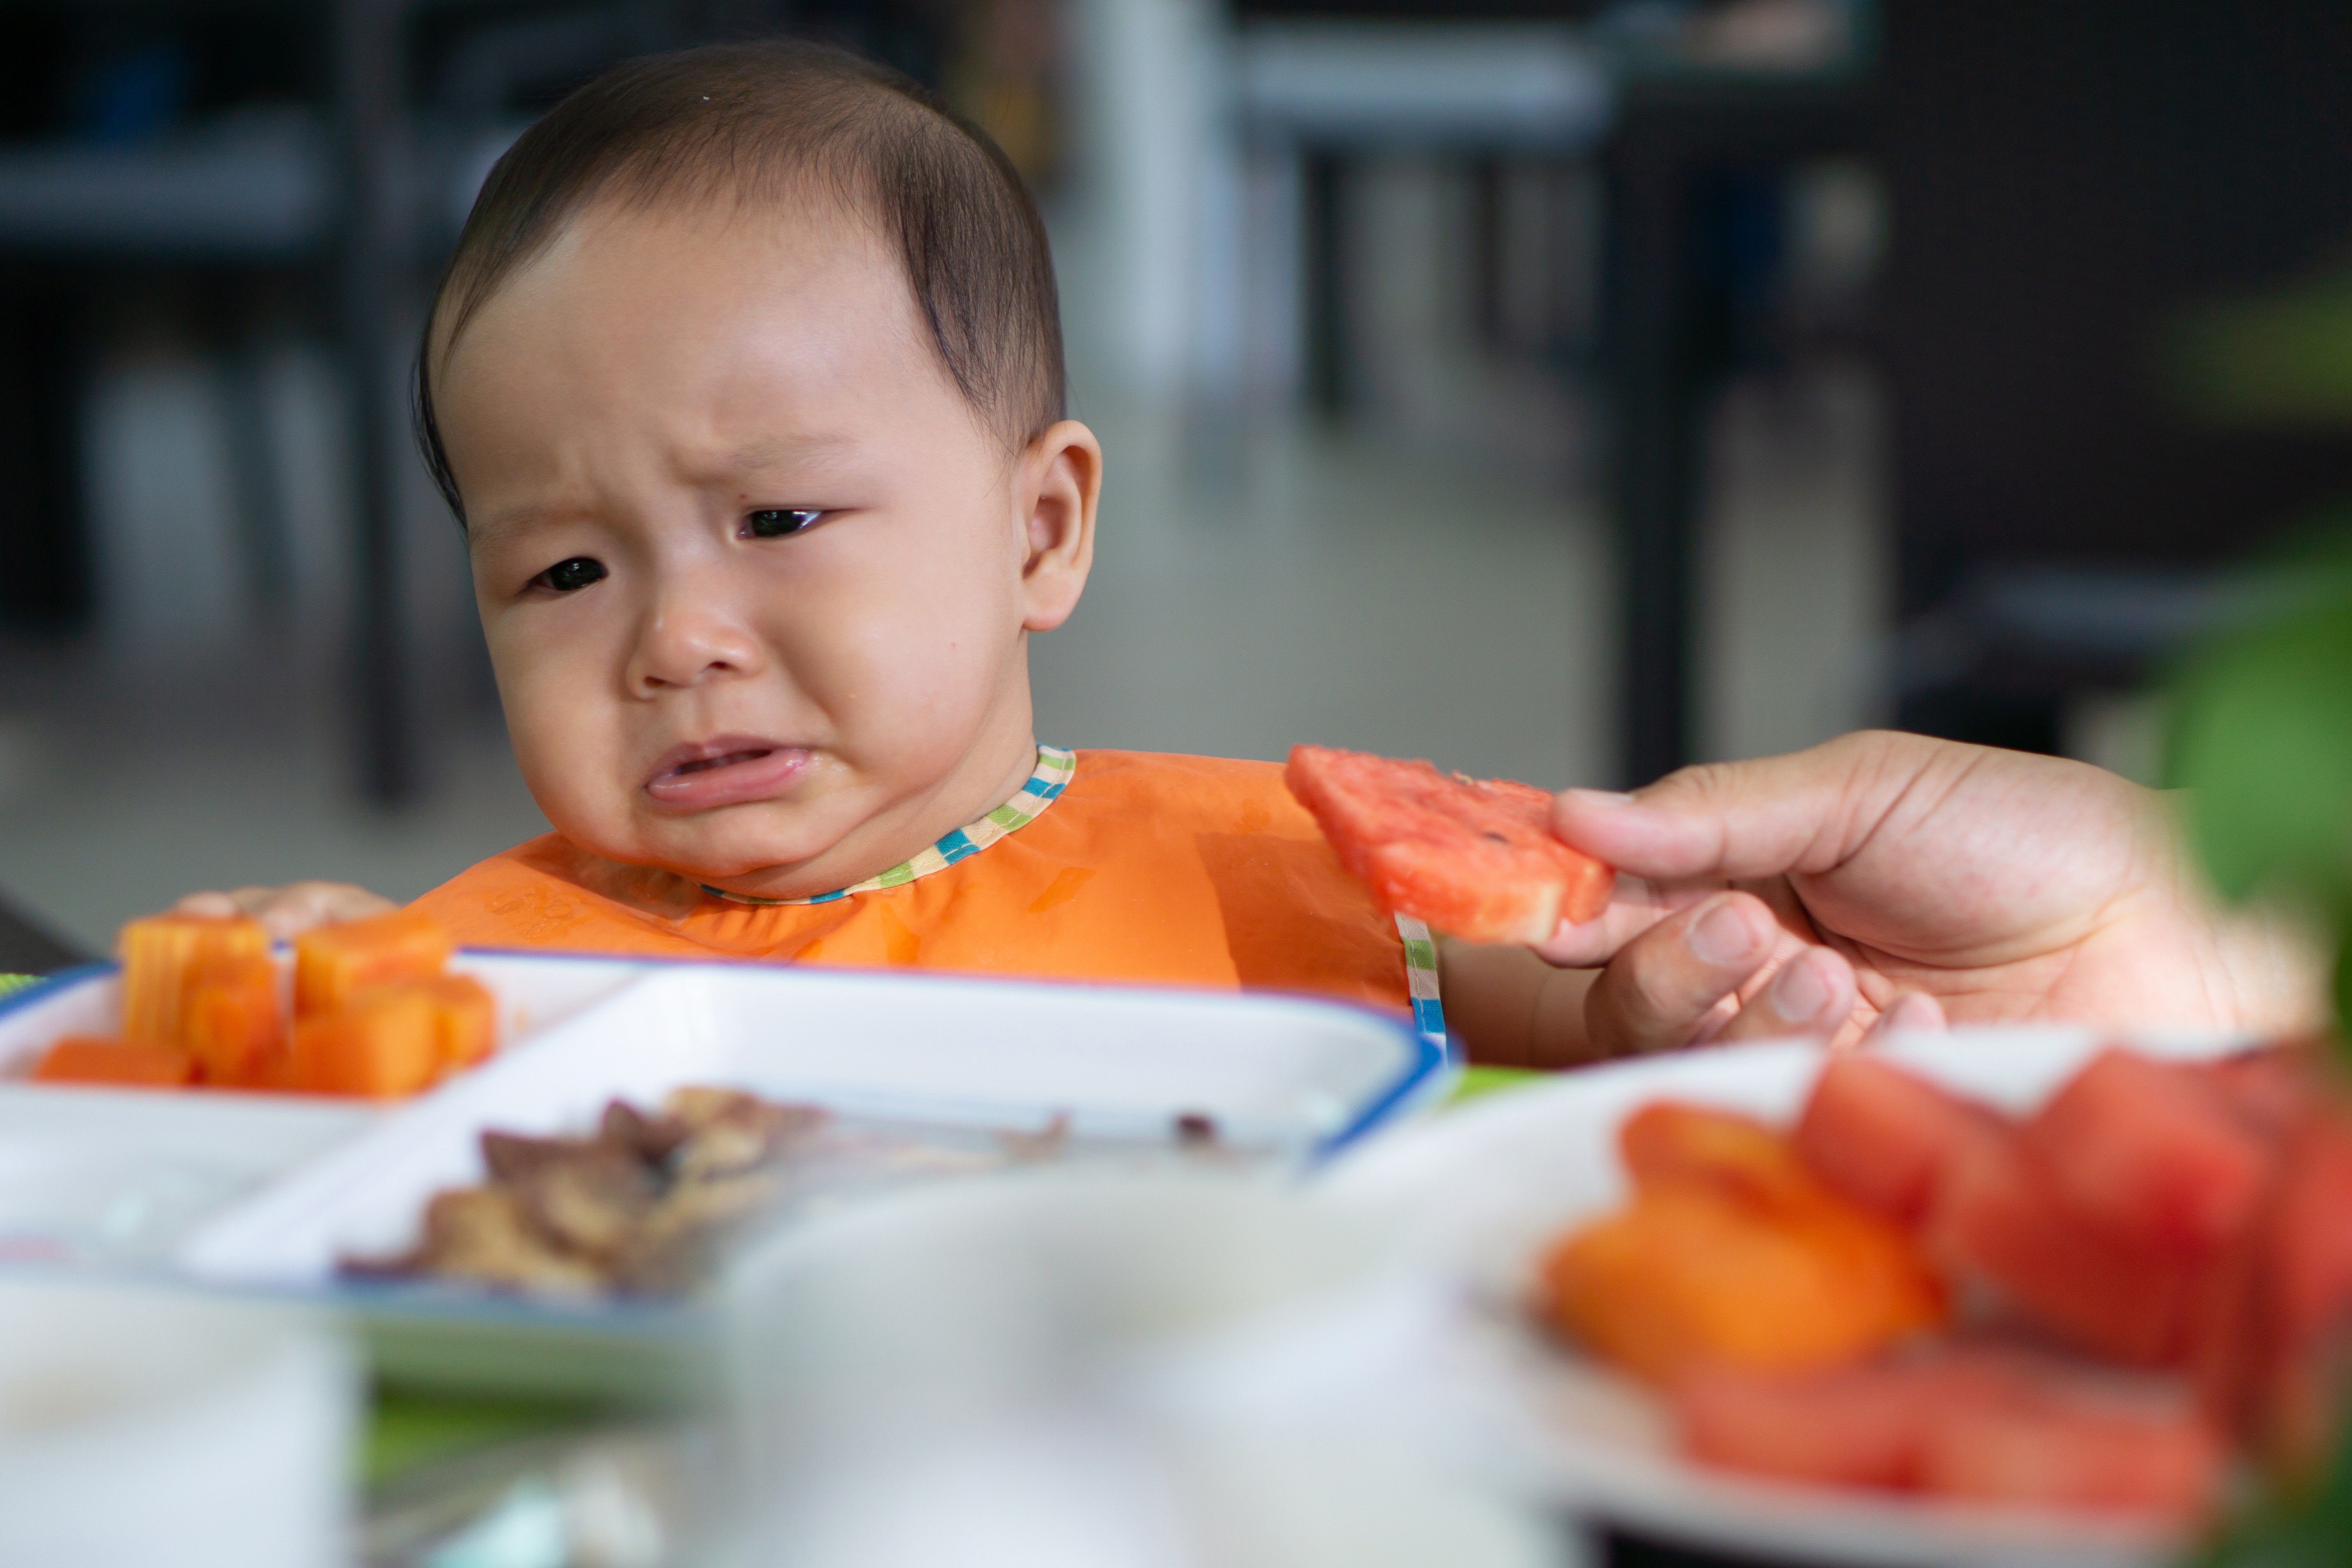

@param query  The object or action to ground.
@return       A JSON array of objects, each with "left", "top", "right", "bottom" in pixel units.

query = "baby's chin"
[{"left": 589, "top": 799, "right": 884, "bottom": 894}]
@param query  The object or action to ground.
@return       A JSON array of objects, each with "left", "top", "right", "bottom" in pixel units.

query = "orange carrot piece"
[
  {"left": 117, "top": 911, "right": 268, "bottom": 1044},
  {"left": 291, "top": 987, "right": 443, "bottom": 1098},
  {"left": 1620, "top": 1101, "right": 1822, "bottom": 1212},
  {"left": 1537, "top": 1181, "right": 1945, "bottom": 1386},
  {"left": 293, "top": 908, "right": 454, "bottom": 1018},
  {"left": 32, "top": 1035, "right": 197, "bottom": 1089},
  {"left": 184, "top": 955, "right": 284, "bottom": 1087},
  {"left": 410, "top": 973, "right": 497, "bottom": 1076}
]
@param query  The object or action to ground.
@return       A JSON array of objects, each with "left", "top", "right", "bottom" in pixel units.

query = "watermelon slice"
[
  {"left": 1928, "top": 1130, "right": 2198, "bottom": 1365},
  {"left": 1678, "top": 1347, "right": 2221, "bottom": 1516},
  {"left": 1676, "top": 1360, "right": 1969, "bottom": 1490},
  {"left": 2198, "top": 1044, "right": 2324, "bottom": 1142},
  {"left": 2263, "top": 1111, "right": 2352, "bottom": 1352},
  {"left": 1794, "top": 1055, "right": 2004, "bottom": 1227},
  {"left": 1919, "top": 1396, "right": 2221, "bottom": 1517},
  {"left": 2019, "top": 1048, "right": 2274, "bottom": 1261},
  {"left": 2185, "top": 1224, "right": 2266, "bottom": 1436},
  {"left": 1284, "top": 745, "right": 1613, "bottom": 944}
]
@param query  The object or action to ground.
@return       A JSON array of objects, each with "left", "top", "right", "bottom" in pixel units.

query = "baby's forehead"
[
  {"left": 433, "top": 202, "right": 1011, "bottom": 520},
  {"left": 414, "top": 48, "right": 1062, "bottom": 525},
  {"left": 441, "top": 191, "right": 932, "bottom": 406},
  {"left": 478, "top": 182, "right": 901, "bottom": 327}
]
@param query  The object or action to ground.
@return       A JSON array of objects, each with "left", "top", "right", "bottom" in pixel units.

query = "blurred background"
[{"left": 5, "top": 0, "right": 2352, "bottom": 960}]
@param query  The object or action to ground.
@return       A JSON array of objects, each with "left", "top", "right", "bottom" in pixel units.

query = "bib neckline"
[{"left": 698, "top": 745, "right": 1076, "bottom": 908}]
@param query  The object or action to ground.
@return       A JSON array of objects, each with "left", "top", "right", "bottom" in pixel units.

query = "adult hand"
[
  {"left": 1539, "top": 730, "right": 2325, "bottom": 1056},
  {"left": 174, "top": 882, "right": 397, "bottom": 940}
]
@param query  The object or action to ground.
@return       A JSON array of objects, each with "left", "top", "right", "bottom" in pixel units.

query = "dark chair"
[{"left": 1879, "top": 0, "right": 2352, "bottom": 753}]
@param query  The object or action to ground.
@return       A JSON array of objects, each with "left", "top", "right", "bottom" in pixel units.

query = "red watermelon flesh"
[
  {"left": 2264, "top": 1112, "right": 2352, "bottom": 1350},
  {"left": 1928, "top": 1131, "right": 2197, "bottom": 1366},
  {"left": 1794, "top": 1055, "right": 2004, "bottom": 1227},
  {"left": 1919, "top": 1396, "right": 2222, "bottom": 1518},
  {"left": 1677, "top": 1347, "right": 2220, "bottom": 1517},
  {"left": 2245, "top": 1111, "right": 2352, "bottom": 1470},
  {"left": 1675, "top": 1354, "right": 2023, "bottom": 1490},
  {"left": 2019, "top": 1048, "right": 2273, "bottom": 1261},
  {"left": 1284, "top": 745, "right": 1613, "bottom": 944},
  {"left": 2184, "top": 1228, "right": 2265, "bottom": 1436},
  {"left": 2198, "top": 1044, "right": 2325, "bottom": 1142}
]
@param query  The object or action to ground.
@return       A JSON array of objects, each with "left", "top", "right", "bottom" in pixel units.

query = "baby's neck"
[{"left": 673, "top": 729, "right": 1045, "bottom": 906}]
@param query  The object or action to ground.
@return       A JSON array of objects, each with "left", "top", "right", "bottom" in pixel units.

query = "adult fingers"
[
  {"left": 1581, "top": 891, "right": 1781, "bottom": 1056},
  {"left": 176, "top": 882, "right": 396, "bottom": 939},
  {"left": 1552, "top": 730, "right": 1963, "bottom": 885},
  {"left": 173, "top": 890, "right": 242, "bottom": 918},
  {"left": 266, "top": 882, "right": 397, "bottom": 936},
  {"left": 1855, "top": 990, "right": 1948, "bottom": 1048},
  {"left": 1529, "top": 873, "right": 1715, "bottom": 967},
  {"left": 1709, "top": 943, "right": 1861, "bottom": 1045}
]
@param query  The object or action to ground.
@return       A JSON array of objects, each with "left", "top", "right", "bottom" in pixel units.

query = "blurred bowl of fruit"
[{"left": 1315, "top": 1025, "right": 2342, "bottom": 1568}]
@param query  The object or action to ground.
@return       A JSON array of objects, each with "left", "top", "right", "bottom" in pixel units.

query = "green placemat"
[
  {"left": 0, "top": 975, "right": 35, "bottom": 1002},
  {"left": 1445, "top": 1064, "right": 1543, "bottom": 1106},
  {"left": 367, "top": 1389, "right": 605, "bottom": 1491}
]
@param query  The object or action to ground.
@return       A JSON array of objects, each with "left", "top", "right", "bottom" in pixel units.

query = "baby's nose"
[{"left": 626, "top": 603, "right": 765, "bottom": 691}]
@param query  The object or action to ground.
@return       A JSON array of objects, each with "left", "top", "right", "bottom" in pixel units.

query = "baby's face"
[{"left": 434, "top": 195, "right": 1097, "bottom": 898}]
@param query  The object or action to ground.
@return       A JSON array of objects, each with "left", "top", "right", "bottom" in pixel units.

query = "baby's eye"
[
  {"left": 743, "top": 508, "right": 822, "bottom": 539},
  {"left": 533, "top": 557, "right": 608, "bottom": 593}
]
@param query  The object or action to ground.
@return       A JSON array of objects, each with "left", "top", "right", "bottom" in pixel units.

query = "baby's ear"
[{"left": 1018, "top": 420, "right": 1101, "bottom": 632}]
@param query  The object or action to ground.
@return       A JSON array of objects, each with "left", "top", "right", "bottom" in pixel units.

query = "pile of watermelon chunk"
[{"left": 1539, "top": 1044, "right": 2352, "bottom": 1521}]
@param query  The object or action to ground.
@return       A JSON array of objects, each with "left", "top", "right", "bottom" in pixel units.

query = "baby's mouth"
[{"left": 643, "top": 737, "right": 814, "bottom": 810}]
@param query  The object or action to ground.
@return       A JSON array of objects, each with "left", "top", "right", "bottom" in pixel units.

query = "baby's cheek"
[
  {"left": 503, "top": 670, "right": 632, "bottom": 836},
  {"left": 853, "top": 612, "right": 1008, "bottom": 768}
]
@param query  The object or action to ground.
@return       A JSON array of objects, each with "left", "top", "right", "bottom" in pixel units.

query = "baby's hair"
[{"left": 413, "top": 38, "right": 1065, "bottom": 523}]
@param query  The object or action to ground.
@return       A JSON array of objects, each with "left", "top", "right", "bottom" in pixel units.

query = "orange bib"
[{"left": 411, "top": 749, "right": 1443, "bottom": 1041}]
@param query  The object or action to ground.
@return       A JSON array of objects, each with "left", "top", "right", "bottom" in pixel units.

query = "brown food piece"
[
  {"left": 343, "top": 1085, "right": 834, "bottom": 1299},
  {"left": 664, "top": 1086, "right": 820, "bottom": 1136},
  {"left": 512, "top": 1148, "right": 660, "bottom": 1261},
  {"left": 665, "top": 1089, "right": 828, "bottom": 1179},
  {"left": 481, "top": 1130, "right": 615, "bottom": 1183},
  {"left": 610, "top": 1171, "right": 783, "bottom": 1292},
  {"left": 411, "top": 1187, "right": 607, "bottom": 1296},
  {"left": 602, "top": 1099, "right": 693, "bottom": 1164}
]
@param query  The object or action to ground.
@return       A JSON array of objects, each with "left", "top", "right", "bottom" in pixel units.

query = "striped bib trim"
[
  {"left": 699, "top": 745, "right": 1077, "bottom": 908},
  {"left": 698, "top": 744, "right": 1448, "bottom": 1053}
]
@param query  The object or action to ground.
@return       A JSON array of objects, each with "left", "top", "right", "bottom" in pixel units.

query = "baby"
[
  {"left": 184, "top": 40, "right": 1880, "bottom": 1066},
  {"left": 194, "top": 41, "right": 1454, "bottom": 1044}
]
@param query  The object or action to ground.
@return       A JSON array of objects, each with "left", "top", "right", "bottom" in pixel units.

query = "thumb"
[{"left": 1551, "top": 731, "right": 1943, "bottom": 884}]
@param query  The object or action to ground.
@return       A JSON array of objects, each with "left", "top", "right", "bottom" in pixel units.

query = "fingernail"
[
  {"left": 1564, "top": 788, "right": 1637, "bottom": 809},
  {"left": 1687, "top": 901, "right": 1757, "bottom": 966},
  {"left": 1770, "top": 954, "right": 1832, "bottom": 1023},
  {"left": 1885, "top": 993, "right": 1943, "bottom": 1032}
]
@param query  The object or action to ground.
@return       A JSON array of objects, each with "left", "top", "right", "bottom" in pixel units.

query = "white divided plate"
[
  {"left": 181, "top": 961, "right": 1443, "bottom": 1295},
  {"left": 1314, "top": 1026, "right": 2254, "bottom": 1568},
  {"left": 0, "top": 952, "right": 647, "bottom": 1272}
]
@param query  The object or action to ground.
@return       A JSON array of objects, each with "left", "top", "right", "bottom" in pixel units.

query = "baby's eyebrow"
[
  {"left": 466, "top": 504, "right": 564, "bottom": 546},
  {"left": 698, "top": 432, "right": 856, "bottom": 477}
]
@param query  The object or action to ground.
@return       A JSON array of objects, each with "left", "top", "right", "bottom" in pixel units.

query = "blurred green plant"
[
  {"left": 2166, "top": 520, "right": 2352, "bottom": 1028},
  {"left": 2163, "top": 268, "right": 2352, "bottom": 429},
  {"left": 2167, "top": 519, "right": 2352, "bottom": 1565},
  {"left": 2195, "top": 1427, "right": 2352, "bottom": 1568}
]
